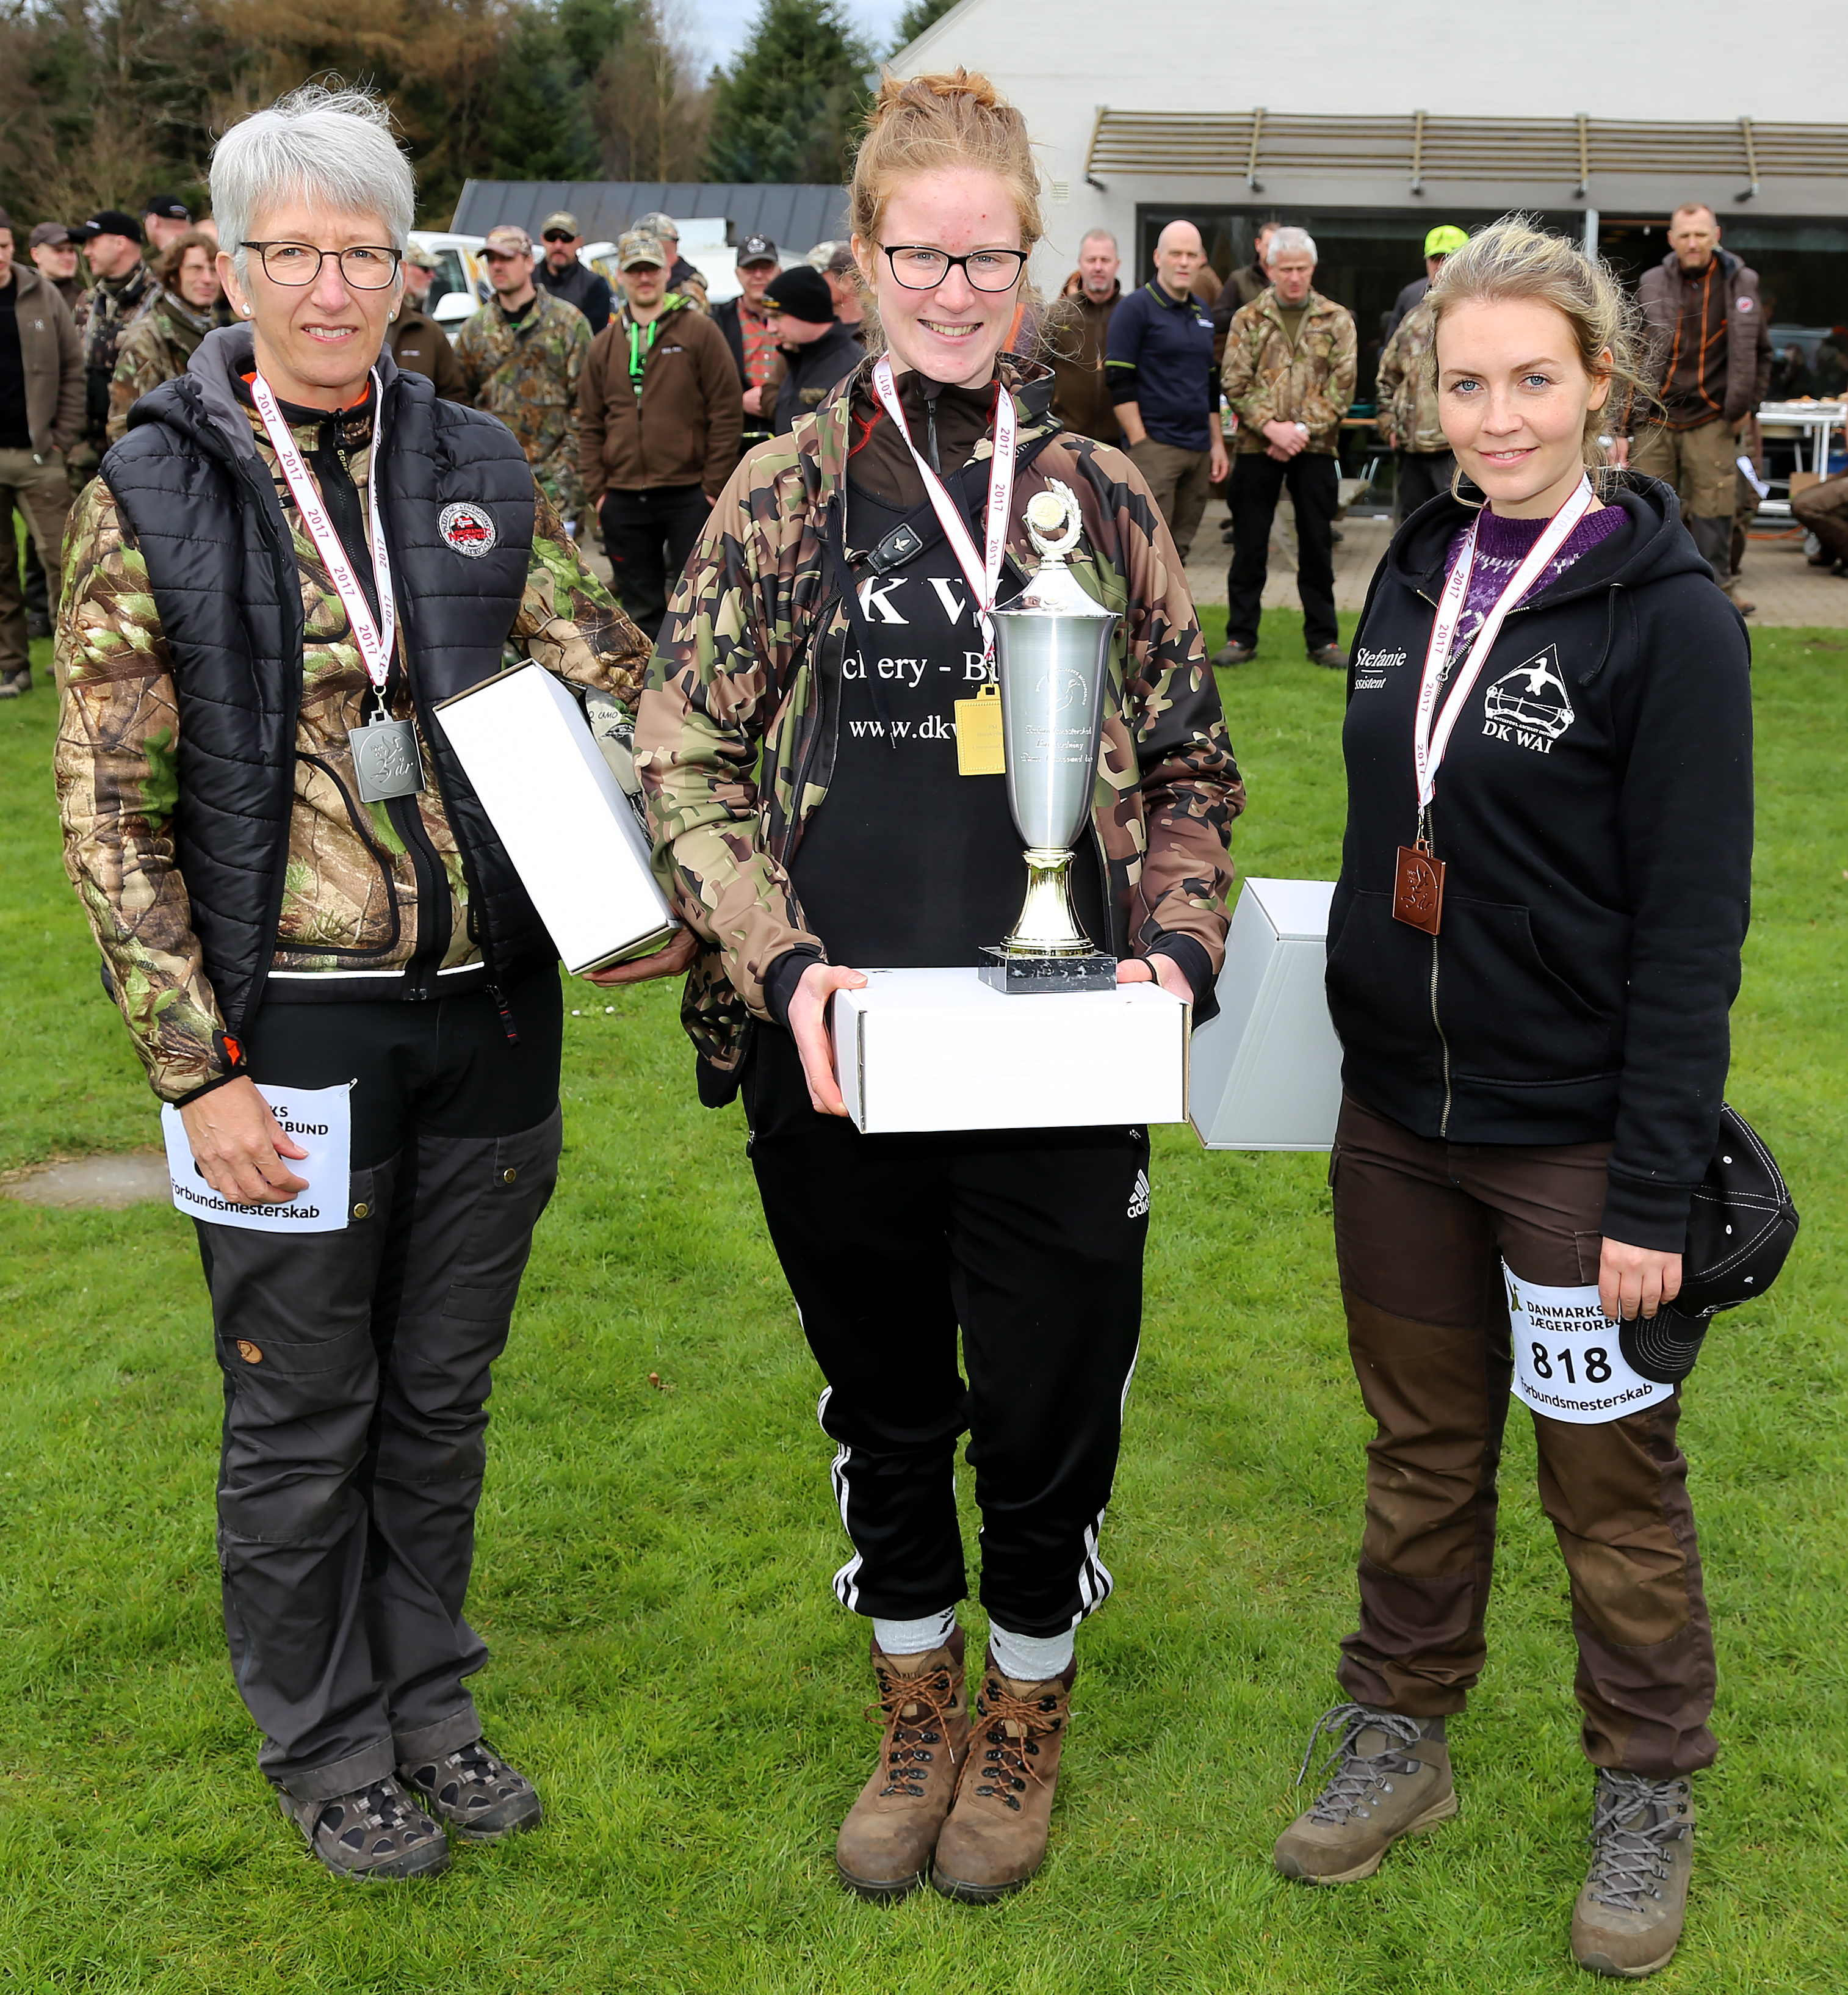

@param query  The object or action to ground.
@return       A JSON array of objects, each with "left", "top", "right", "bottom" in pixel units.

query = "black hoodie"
[{"left": 1326, "top": 477, "right": 1752, "bottom": 1250}]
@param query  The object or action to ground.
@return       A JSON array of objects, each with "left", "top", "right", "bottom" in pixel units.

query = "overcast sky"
[{"left": 682, "top": 0, "right": 916, "bottom": 74}]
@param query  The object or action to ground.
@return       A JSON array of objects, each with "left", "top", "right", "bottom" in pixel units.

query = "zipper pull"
[{"left": 486, "top": 982, "right": 521, "bottom": 1045}]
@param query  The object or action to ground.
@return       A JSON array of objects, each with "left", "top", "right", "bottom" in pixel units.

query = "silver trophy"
[{"left": 979, "top": 482, "right": 1121, "bottom": 993}]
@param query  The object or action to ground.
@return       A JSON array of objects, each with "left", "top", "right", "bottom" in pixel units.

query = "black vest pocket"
[{"left": 1324, "top": 887, "right": 1440, "bottom": 1070}]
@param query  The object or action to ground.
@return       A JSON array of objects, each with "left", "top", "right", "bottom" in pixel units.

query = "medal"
[
  {"left": 250, "top": 368, "right": 424, "bottom": 805},
  {"left": 1396, "top": 476, "right": 1594, "bottom": 933}
]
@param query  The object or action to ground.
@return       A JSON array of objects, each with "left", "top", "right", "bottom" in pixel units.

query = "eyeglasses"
[
  {"left": 542, "top": 230, "right": 575, "bottom": 244},
  {"left": 879, "top": 244, "right": 1028, "bottom": 292},
  {"left": 242, "top": 241, "right": 402, "bottom": 289}
]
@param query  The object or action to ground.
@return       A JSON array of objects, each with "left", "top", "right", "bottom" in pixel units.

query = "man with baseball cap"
[
  {"left": 818, "top": 242, "right": 865, "bottom": 337},
  {"left": 710, "top": 232, "right": 784, "bottom": 462},
  {"left": 68, "top": 210, "right": 153, "bottom": 490},
  {"left": 579, "top": 227, "right": 740, "bottom": 640},
  {"left": 629, "top": 211, "right": 707, "bottom": 311},
  {"left": 762, "top": 264, "right": 860, "bottom": 434},
  {"left": 533, "top": 210, "right": 613, "bottom": 335},
  {"left": 389, "top": 248, "right": 466, "bottom": 401},
  {"left": 0, "top": 204, "right": 82, "bottom": 697},
  {"left": 1384, "top": 223, "right": 1467, "bottom": 344},
  {"left": 29, "top": 223, "right": 84, "bottom": 310},
  {"left": 453, "top": 222, "right": 591, "bottom": 526},
  {"left": 140, "top": 192, "right": 195, "bottom": 253}
]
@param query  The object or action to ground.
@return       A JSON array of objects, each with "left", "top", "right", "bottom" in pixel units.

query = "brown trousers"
[
  {"left": 1793, "top": 470, "right": 1848, "bottom": 563},
  {"left": 1329, "top": 1095, "right": 1717, "bottom": 1778},
  {"left": 1127, "top": 438, "right": 1212, "bottom": 564},
  {"left": 0, "top": 447, "right": 71, "bottom": 678}
]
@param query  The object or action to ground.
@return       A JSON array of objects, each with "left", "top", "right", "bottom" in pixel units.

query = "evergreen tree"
[
  {"left": 891, "top": 0, "right": 958, "bottom": 50},
  {"left": 705, "top": 0, "right": 868, "bottom": 186}
]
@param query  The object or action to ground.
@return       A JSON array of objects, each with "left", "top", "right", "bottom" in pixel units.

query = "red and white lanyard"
[
  {"left": 250, "top": 369, "right": 397, "bottom": 707},
  {"left": 1413, "top": 476, "right": 1593, "bottom": 813},
  {"left": 870, "top": 353, "right": 1017, "bottom": 661}
]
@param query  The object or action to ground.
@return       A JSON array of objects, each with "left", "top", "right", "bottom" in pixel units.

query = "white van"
[{"left": 407, "top": 231, "right": 488, "bottom": 325}]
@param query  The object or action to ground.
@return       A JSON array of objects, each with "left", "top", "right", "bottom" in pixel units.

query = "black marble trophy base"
[{"left": 978, "top": 946, "right": 1119, "bottom": 994}]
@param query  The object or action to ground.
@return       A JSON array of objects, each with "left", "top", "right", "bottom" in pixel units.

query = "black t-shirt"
[
  {"left": 0, "top": 277, "right": 29, "bottom": 450},
  {"left": 787, "top": 474, "right": 1105, "bottom": 972}
]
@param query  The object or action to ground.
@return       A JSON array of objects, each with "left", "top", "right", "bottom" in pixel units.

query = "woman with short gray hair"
[{"left": 56, "top": 84, "right": 669, "bottom": 1883}]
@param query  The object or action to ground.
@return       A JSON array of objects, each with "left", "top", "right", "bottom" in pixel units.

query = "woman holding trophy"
[{"left": 636, "top": 70, "right": 1242, "bottom": 1902}]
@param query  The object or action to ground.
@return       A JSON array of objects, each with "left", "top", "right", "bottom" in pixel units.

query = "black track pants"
[
  {"left": 744, "top": 1028, "right": 1149, "bottom": 1639},
  {"left": 195, "top": 969, "right": 562, "bottom": 1800},
  {"left": 1224, "top": 450, "right": 1340, "bottom": 651}
]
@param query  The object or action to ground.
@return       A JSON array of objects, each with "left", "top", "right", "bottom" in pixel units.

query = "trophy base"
[{"left": 978, "top": 946, "right": 1119, "bottom": 994}]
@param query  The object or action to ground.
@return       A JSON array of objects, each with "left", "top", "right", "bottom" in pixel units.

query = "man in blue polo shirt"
[{"left": 1104, "top": 219, "right": 1226, "bottom": 563}]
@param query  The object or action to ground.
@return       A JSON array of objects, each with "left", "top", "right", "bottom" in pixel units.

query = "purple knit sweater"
[{"left": 1446, "top": 503, "right": 1628, "bottom": 656}]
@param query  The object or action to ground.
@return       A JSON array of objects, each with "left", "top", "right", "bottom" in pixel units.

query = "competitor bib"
[
  {"left": 162, "top": 1082, "right": 352, "bottom": 1234},
  {"left": 1505, "top": 1263, "right": 1675, "bottom": 1424}
]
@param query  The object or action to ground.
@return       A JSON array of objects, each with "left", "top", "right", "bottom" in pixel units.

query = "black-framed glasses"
[
  {"left": 879, "top": 244, "right": 1028, "bottom": 292},
  {"left": 242, "top": 241, "right": 402, "bottom": 289}
]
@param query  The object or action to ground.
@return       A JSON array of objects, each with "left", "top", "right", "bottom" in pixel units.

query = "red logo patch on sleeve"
[{"left": 439, "top": 502, "right": 497, "bottom": 557}]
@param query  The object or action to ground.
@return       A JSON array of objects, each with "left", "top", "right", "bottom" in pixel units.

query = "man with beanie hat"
[{"left": 765, "top": 265, "right": 861, "bottom": 434}]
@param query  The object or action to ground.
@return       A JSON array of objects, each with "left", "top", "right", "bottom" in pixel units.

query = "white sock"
[
  {"left": 872, "top": 1606, "right": 958, "bottom": 1656},
  {"left": 989, "top": 1623, "right": 1075, "bottom": 1684}
]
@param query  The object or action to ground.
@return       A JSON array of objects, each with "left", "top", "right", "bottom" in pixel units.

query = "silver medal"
[{"left": 352, "top": 716, "right": 426, "bottom": 802}]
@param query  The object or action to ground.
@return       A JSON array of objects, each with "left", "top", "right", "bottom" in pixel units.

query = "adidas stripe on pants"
[{"left": 744, "top": 1028, "right": 1150, "bottom": 1638}]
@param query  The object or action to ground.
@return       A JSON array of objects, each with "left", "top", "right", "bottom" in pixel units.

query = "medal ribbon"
[
  {"left": 870, "top": 353, "right": 1017, "bottom": 661},
  {"left": 251, "top": 369, "right": 397, "bottom": 699},
  {"left": 1413, "top": 476, "right": 1594, "bottom": 813}
]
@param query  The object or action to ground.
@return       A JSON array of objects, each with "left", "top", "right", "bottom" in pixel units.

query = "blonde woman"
[
  {"left": 636, "top": 71, "right": 1242, "bottom": 1903},
  {"left": 1286, "top": 219, "right": 1751, "bottom": 1980}
]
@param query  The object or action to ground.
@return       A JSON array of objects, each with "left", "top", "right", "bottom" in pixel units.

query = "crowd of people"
[{"left": 0, "top": 56, "right": 1779, "bottom": 1986}]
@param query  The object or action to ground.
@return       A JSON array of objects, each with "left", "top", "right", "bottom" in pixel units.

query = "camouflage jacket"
[
  {"left": 56, "top": 393, "right": 648, "bottom": 1104},
  {"left": 1374, "top": 297, "right": 1446, "bottom": 455},
  {"left": 635, "top": 352, "right": 1245, "bottom": 1078},
  {"left": 105, "top": 293, "right": 215, "bottom": 443},
  {"left": 74, "top": 265, "right": 158, "bottom": 456},
  {"left": 1220, "top": 288, "right": 1357, "bottom": 454},
  {"left": 452, "top": 288, "right": 591, "bottom": 521}
]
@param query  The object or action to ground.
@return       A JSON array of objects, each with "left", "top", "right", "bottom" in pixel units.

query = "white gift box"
[
  {"left": 830, "top": 967, "right": 1188, "bottom": 1135},
  {"left": 1188, "top": 877, "right": 1344, "bottom": 1151},
  {"left": 434, "top": 662, "right": 676, "bottom": 974}
]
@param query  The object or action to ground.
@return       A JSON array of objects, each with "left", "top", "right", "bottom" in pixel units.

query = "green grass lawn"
[{"left": 1, "top": 606, "right": 1844, "bottom": 1993}]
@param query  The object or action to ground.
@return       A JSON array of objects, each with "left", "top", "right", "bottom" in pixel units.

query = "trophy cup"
[{"left": 979, "top": 482, "right": 1122, "bottom": 993}]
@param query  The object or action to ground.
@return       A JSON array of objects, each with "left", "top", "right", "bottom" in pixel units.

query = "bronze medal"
[{"left": 1392, "top": 842, "right": 1445, "bottom": 934}]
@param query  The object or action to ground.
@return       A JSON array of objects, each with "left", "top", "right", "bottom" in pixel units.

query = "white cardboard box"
[
  {"left": 831, "top": 968, "right": 1188, "bottom": 1135},
  {"left": 434, "top": 662, "right": 676, "bottom": 974},
  {"left": 1189, "top": 877, "right": 1344, "bottom": 1151}
]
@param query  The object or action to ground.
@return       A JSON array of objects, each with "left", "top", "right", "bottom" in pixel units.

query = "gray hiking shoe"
[
  {"left": 1572, "top": 1770, "right": 1695, "bottom": 1978},
  {"left": 1274, "top": 1703, "right": 1457, "bottom": 1883},
  {"left": 399, "top": 1738, "right": 543, "bottom": 1842},
  {"left": 279, "top": 1773, "right": 450, "bottom": 1881}
]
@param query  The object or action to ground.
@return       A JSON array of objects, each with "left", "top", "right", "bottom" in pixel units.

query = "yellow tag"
[{"left": 953, "top": 683, "right": 1005, "bottom": 776}]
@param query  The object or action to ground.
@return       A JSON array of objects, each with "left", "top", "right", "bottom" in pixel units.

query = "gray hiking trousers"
[{"left": 194, "top": 976, "right": 563, "bottom": 1799}]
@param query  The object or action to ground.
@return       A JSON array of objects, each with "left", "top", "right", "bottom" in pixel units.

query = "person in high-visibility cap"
[{"left": 1384, "top": 223, "right": 1468, "bottom": 344}]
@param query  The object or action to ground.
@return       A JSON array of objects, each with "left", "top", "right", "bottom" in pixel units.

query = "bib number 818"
[{"left": 1531, "top": 1342, "right": 1613, "bottom": 1385}]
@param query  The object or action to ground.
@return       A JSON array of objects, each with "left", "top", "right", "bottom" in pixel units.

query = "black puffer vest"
[{"left": 102, "top": 328, "right": 544, "bottom": 1041}]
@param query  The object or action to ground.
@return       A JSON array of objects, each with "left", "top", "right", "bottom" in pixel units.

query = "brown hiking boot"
[
  {"left": 836, "top": 1628, "right": 969, "bottom": 1901},
  {"left": 929, "top": 1648, "right": 1074, "bottom": 1903},
  {"left": 1274, "top": 1703, "right": 1457, "bottom": 1883},
  {"left": 1571, "top": 1770, "right": 1695, "bottom": 1978}
]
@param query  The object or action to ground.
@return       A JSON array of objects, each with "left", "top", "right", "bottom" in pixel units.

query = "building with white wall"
[{"left": 892, "top": 0, "right": 1848, "bottom": 384}]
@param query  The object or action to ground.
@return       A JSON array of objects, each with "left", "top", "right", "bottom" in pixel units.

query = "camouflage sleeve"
[
  {"left": 1081, "top": 440, "right": 1245, "bottom": 973},
  {"left": 105, "top": 323, "right": 164, "bottom": 444},
  {"left": 1376, "top": 320, "right": 1407, "bottom": 443},
  {"left": 1302, "top": 309, "right": 1358, "bottom": 440},
  {"left": 53, "top": 478, "right": 231, "bottom": 1102},
  {"left": 1221, "top": 306, "right": 1280, "bottom": 435},
  {"left": 632, "top": 447, "right": 823, "bottom": 1019},
  {"left": 515, "top": 493, "right": 652, "bottom": 707}
]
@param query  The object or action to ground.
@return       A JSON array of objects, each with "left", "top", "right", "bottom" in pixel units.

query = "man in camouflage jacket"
[
  {"left": 635, "top": 351, "right": 1244, "bottom": 1095},
  {"left": 1374, "top": 295, "right": 1455, "bottom": 519},
  {"left": 1216, "top": 228, "right": 1357, "bottom": 668},
  {"left": 453, "top": 224, "right": 591, "bottom": 524}
]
